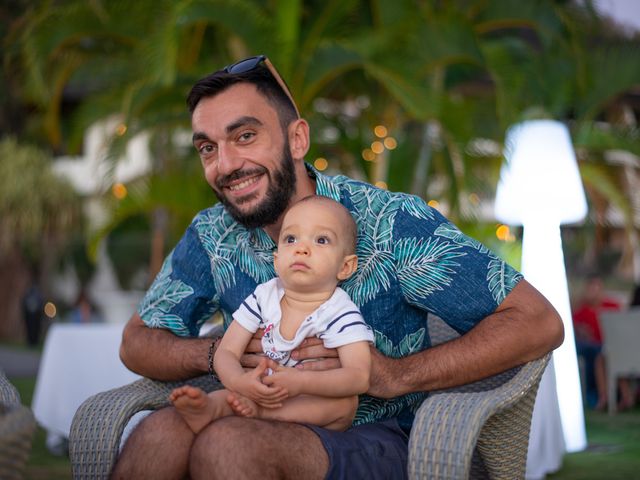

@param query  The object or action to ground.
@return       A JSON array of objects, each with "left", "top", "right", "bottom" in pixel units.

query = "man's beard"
[{"left": 213, "top": 146, "right": 297, "bottom": 229}]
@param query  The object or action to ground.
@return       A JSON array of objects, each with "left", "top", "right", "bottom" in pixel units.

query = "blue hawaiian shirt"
[{"left": 138, "top": 164, "right": 523, "bottom": 430}]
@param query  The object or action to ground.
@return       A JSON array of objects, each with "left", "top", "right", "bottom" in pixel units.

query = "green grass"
[
  {"left": 8, "top": 375, "right": 640, "bottom": 478},
  {"left": 10, "top": 376, "right": 71, "bottom": 480},
  {"left": 549, "top": 407, "right": 640, "bottom": 480}
]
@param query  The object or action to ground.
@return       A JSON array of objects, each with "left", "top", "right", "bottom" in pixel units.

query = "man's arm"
[
  {"left": 370, "top": 279, "right": 563, "bottom": 397},
  {"left": 291, "top": 279, "right": 563, "bottom": 398},
  {"left": 120, "top": 313, "right": 212, "bottom": 381}
]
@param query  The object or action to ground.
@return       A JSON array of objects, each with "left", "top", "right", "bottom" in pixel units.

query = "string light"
[
  {"left": 374, "top": 181, "right": 388, "bottom": 189},
  {"left": 362, "top": 149, "right": 376, "bottom": 161},
  {"left": 427, "top": 200, "right": 440, "bottom": 209},
  {"left": 496, "top": 224, "right": 516, "bottom": 242},
  {"left": 383, "top": 137, "right": 397, "bottom": 150},
  {"left": 44, "top": 302, "right": 57, "bottom": 318},
  {"left": 374, "top": 125, "right": 388, "bottom": 138},
  {"left": 115, "top": 124, "right": 127, "bottom": 136},
  {"left": 314, "top": 157, "right": 329, "bottom": 171},
  {"left": 371, "top": 141, "right": 384, "bottom": 154},
  {"left": 112, "top": 183, "right": 128, "bottom": 200}
]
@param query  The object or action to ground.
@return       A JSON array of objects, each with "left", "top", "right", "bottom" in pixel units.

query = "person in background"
[
  {"left": 572, "top": 273, "right": 634, "bottom": 410},
  {"left": 68, "top": 287, "right": 102, "bottom": 324},
  {"left": 22, "top": 279, "right": 44, "bottom": 347}
]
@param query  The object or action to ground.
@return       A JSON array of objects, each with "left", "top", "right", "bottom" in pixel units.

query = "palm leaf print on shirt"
[
  {"left": 231, "top": 233, "right": 274, "bottom": 285},
  {"left": 434, "top": 223, "right": 490, "bottom": 254},
  {"left": 196, "top": 211, "right": 237, "bottom": 294},
  {"left": 139, "top": 258, "right": 194, "bottom": 336},
  {"left": 487, "top": 257, "right": 521, "bottom": 304},
  {"left": 342, "top": 187, "right": 400, "bottom": 305},
  {"left": 435, "top": 223, "right": 521, "bottom": 304},
  {"left": 196, "top": 209, "right": 273, "bottom": 294},
  {"left": 395, "top": 237, "right": 465, "bottom": 303},
  {"left": 400, "top": 194, "right": 436, "bottom": 221}
]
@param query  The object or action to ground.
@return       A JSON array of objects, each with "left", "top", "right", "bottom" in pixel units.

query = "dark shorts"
[{"left": 305, "top": 419, "right": 409, "bottom": 480}]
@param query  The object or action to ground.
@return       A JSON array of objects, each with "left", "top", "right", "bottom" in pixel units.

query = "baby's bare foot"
[
  {"left": 170, "top": 386, "right": 218, "bottom": 433},
  {"left": 227, "top": 392, "right": 260, "bottom": 418}
]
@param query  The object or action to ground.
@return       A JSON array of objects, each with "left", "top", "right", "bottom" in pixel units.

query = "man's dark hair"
[{"left": 187, "top": 64, "right": 298, "bottom": 131}]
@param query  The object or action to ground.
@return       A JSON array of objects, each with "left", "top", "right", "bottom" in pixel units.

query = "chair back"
[{"left": 600, "top": 308, "right": 640, "bottom": 413}]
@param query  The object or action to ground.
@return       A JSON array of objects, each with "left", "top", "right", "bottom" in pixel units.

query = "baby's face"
[{"left": 275, "top": 201, "right": 355, "bottom": 293}]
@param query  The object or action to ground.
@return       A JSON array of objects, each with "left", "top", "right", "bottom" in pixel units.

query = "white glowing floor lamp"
[{"left": 494, "top": 120, "right": 588, "bottom": 473}]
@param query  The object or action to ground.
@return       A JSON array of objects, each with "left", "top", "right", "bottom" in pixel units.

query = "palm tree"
[
  {"left": 0, "top": 137, "right": 81, "bottom": 341},
  {"left": 8, "top": 0, "right": 640, "bottom": 283}
]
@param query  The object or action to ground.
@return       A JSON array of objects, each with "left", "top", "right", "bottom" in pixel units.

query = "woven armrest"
[
  {"left": 69, "top": 374, "right": 221, "bottom": 479},
  {"left": 0, "top": 370, "right": 21, "bottom": 406},
  {"left": 408, "top": 353, "right": 549, "bottom": 479},
  {"left": 0, "top": 369, "right": 37, "bottom": 480}
]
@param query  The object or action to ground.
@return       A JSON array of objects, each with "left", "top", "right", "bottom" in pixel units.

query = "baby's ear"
[
  {"left": 273, "top": 251, "right": 279, "bottom": 274},
  {"left": 337, "top": 254, "right": 358, "bottom": 281}
]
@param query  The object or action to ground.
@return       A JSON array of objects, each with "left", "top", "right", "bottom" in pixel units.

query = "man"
[{"left": 113, "top": 55, "right": 563, "bottom": 479}]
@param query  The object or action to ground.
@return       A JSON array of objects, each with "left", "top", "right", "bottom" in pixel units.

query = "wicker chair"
[
  {"left": 70, "top": 317, "right": 549, "bottom": 479},
  {"left": 0, "top": 369, "right": 37, "bottom": 480}
]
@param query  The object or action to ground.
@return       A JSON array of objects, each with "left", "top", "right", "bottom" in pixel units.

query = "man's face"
[{"left": 191, "top": 83, "right": 296, "bottom": 228}]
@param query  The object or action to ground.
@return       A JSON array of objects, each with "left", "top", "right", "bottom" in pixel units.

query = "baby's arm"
[
  {"left": 262, "top": 341, "right": 370, "bottom": 398},
  {"left": 215, "top": 321, "right": 288, "bottom": 407}
]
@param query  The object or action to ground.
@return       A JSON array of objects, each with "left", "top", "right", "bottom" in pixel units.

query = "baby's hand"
[
  {"left": 262, "top": 365, "right": 304, "bottom": 398},
  {"left": 233, "top": 357, "right": 289, "bottom": 407}
]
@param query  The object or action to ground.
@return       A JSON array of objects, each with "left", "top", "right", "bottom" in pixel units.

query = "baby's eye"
[
  {"left": 284, "top": 235, "right": 296, "bottom": 244},
  {"left": 316, "top": 236, "right": 330, "bottom": 245}
]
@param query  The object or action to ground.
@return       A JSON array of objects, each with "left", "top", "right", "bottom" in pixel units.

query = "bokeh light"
[
  {"left": 314, "top": 157, "right": 328, "bottom": 171},
  {"left": 371, "top": 141, "right": 384, "bottom": 154},
  {"left": 374, "top": 125, "right": 388, "bottom": 138},
  {"left": 115, "top": 124, "right": 127, "bottom": 136},
  {"left": 112, "top": 183, "right": 127, "bottom": 200},
  {"left": 44, "top": 302, "right": 57, "bottom": 318},
  {"left": 362, "top": 149, "right": 376, "bottom": 161},
  {"left": 383, "top": 137, "right": 397, "bottom": 150},
  {"left": 496, "top": 224, "right": 516, "bottom": 242}
]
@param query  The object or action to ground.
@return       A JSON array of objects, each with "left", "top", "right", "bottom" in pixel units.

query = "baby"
[{"left": 169, "top": 195, "right": 373, "bottom": 432}]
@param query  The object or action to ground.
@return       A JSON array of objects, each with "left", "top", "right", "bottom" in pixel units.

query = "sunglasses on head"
[{"left": 223, "top": 55, "right": 300, "bottom": 118}]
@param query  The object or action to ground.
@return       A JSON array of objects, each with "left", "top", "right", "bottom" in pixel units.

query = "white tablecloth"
[{"left": 32, "top": 323, "right": 140, "bottom": 438}]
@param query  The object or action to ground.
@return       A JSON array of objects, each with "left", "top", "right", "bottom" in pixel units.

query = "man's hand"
[
  {"left": 290, "top": 337, "right": 341, "bottom": 371},
  {"left": 240, "top": 332, "right": 342, "bottom": 371},
  {"left": 367, "top": 348, "right": 405, "bottom": 399},
  {"left": 231, "top": 357, "right": 289, "bottom": 408},
  {"left": 239, "top": 329, "right": 266, "bottom": 368}
]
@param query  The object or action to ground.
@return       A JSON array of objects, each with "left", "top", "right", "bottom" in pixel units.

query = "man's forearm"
[
  {"left": 120, "top": 313, "right": 212, "bottom": 381},
  {"left": 369, "top": 279, "right": 564, "bottom": 398}
]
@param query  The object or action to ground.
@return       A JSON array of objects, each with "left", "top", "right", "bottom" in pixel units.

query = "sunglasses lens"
[
  {"left": 221, "top": 55, "right": 299, "bottom": 118},
  {"left": 224, "top": 55, "right": 265, "bottom": 74}
]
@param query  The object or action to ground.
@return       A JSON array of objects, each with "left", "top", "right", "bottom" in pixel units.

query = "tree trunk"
[{"left": 0, "top": 246, "right": 30, "bottom": 342}]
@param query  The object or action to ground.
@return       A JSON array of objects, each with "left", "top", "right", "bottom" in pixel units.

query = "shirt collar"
[{"left": 305, "top": 162, "right": 341, "bottom": 202}]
